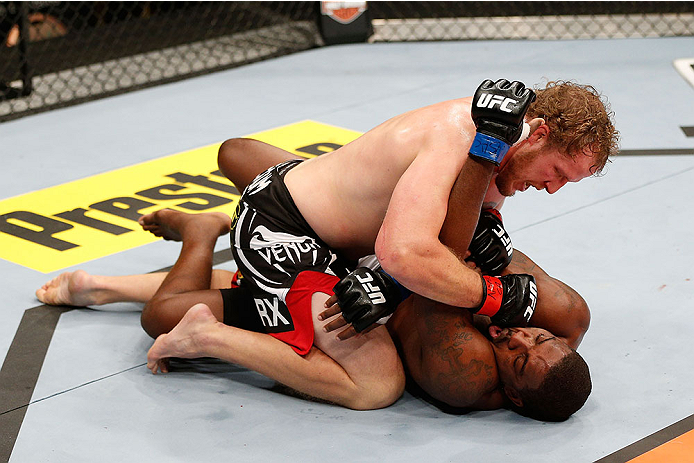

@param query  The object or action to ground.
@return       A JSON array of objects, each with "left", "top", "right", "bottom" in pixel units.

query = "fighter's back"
[{"left": 284, "top": 97, "right": 476, "bottom": 258}]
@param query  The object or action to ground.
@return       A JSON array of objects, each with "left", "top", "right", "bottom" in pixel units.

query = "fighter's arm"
[
  {"left": 501, "top": 249, "right": 590, "bottom": 349},
  {"left": 438, "top": 155, "right": 493, "bottom": 257},
  {"left": 376, "top": 135, "right": 487, "bottom": 309},
  {"left": 373, "top": 145, "right": 537, "bottom": 329},
  {"left": 330, "top": 80, "right": 538, "bottom": 334}
]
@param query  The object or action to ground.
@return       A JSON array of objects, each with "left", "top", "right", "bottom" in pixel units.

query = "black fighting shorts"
[{"left": 229, "top": 160, "right": 353, "bottom": 355}]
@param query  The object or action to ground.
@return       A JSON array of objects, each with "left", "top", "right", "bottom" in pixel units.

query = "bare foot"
[
  {"left": 138, "top": 209, "right": 231, "bottom": 241},
  {"left": 147, "top": 303, "right": 219, "bottom": 374},
  {"left": 36, "top": 270, "right": 104, "bottom": 306}
]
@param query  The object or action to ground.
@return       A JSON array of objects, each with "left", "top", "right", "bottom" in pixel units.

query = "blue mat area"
[{"left": 2, "top": 37, "right": 693, "bottom": 462}]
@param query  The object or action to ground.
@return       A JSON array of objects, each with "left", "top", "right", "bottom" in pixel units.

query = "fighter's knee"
[
  {"left": 141, "top": 297, "right": 171, "bottom": 339},
  {"left": 348, "top": 357, "right": 405, "bottom": 410},
  {"left": 374, "top": 366, "right": 406, "bottom": 408},
  {"left": 218, "top": 138, "right": 250, "bottom": 175},
  {"left": 352, "top": 375, "right": 405, "bottom": 411}
]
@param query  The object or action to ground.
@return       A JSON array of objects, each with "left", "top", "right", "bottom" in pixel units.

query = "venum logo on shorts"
[
  {"left": 254, "top": 296, "right": 295, "bottom": 332},
  {"left": 250, "top": 225, "right": 321, "bottom": 266}
]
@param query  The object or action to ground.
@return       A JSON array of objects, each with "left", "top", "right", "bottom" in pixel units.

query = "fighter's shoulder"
[
  {"left": 411, "top": 99, "right": 476, "bottom": 154},
  {"left": 452, "top": 336, "right": 505, "bottom": 410},
  {"left": 408, "top": 98, "right": 474, "bottom": 131},
  {"left": 417, "top": 310, "right": 500, "bottom": 408}
]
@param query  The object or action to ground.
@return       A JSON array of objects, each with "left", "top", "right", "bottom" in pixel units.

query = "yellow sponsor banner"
[{"left": 0, "top": 120, "right": 361, "bottom": 273}]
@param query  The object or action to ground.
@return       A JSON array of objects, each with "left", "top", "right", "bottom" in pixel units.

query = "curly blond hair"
[{"left": 527, "top": 81, "right": 619, "bottom": 175}]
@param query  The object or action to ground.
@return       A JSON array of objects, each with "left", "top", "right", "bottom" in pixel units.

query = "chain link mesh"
[
  {"left": 1, "top": 1, "right": 693, "bottom": 122},
  {"left": 1, "top": 1, "right": 319, "bottom": 122},
  {"left": 368, "top": 2, "right": 694, "bottom": 41}
]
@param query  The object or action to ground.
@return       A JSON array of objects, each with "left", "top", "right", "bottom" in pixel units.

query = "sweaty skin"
[
  {"left": 283, "top": 98, "right": 589, "bottom": 311},
  {"left": 285, "top": 98, "right": 487, "bottom": 309},
  {"left": 36, "top": 94, "right": 596, "bottom": 411}
]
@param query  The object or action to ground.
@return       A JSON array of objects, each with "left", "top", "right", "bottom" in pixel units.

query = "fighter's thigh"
[
  {"left": 211, "top": 269, "right": 235, "bottom": 289},
  {"left": 310, "top": 292, "right": 404, "bottom": 404}
]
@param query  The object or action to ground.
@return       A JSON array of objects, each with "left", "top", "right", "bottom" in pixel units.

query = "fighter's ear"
[
  {"left": 504, "top": 385, "right": 524, "bottom": 408},
  {"left": 527, "top": 119, "right": 549, "bottom": 142},
  {"left": 527, "top": 117, "right": 545, "bottom": 137}
]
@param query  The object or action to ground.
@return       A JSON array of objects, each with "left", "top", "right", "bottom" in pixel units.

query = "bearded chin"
[{"left": 495, "top": 174, "right": 516, "bottom": 197}]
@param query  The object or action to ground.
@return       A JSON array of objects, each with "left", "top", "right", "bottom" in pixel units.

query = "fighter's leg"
[
  {"left": 147, "top": 302, "right": 401, "bottom": 410},
  {"left": 502, "top": 249, "right": 590, "bottom": 348},
  {"left": 310, "top": 291, "right": 405, "bottom": 409},
  {"left": 36, "top": 269, "right": 234, "bottom": 307},
  {"left": 139, "top": 209, "right": 232, "bottom": 338},
  {"left": 217, "top": 138, "right": 301, "bottom": 191}
]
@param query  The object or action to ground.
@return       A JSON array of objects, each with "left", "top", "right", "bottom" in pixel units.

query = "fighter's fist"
[
  {"left": 332, "top": 267, "right": 405, "bottom": 333},
  {"left": 467, "top": 209, "right": 513, "bottom": 274},
  {"left": 473, "top": 274, "right": 537, "bottom": 327},
  {"left": 469, "top": 79, "right": 536, "bottom": 164}
]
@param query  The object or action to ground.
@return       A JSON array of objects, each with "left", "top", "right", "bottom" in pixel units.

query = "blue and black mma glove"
[
  {"left": 467, "top": 208, "right": 513, "bottom": 274},
  {"left": 469, "top": 79, "right": 536, "bottom": 165},
  {"left": 332, "top": 267, "right": 412, "bottom": 333}
]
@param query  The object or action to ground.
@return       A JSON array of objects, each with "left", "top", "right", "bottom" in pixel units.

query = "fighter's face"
[
  {"left": 488, "top": 326, "right": 572, "bottom": 392},
  {"left": 495, "top": 131, "right": 596, "bottom": 197}
]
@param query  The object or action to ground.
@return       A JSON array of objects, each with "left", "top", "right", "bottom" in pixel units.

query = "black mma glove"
[
  {"left": 332, "top": 267, "right": 411, "bottom": 333},
  {"left": 469, "top": 79, "right": 536, "bottom": 165},
  {"left": 472, "top": 274, "right": 537, "bottom": 327},
  {"left": 467, "top": 209, "right": 513, "bottom": 274}
]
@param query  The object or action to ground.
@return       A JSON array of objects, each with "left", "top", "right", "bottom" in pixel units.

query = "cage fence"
[{"left": 1, "top": 1, "right": 693, "bottom": 123}]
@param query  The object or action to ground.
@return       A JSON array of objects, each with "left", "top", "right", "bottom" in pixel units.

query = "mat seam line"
[
  {"left": 510, "top": 164, "right": 694, "bottom": 234},
  {"left": 0, "top": 363, "right": 147, "bottom": 416}
]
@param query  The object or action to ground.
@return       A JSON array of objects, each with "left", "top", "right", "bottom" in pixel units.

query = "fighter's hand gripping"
[
  {"left": 469, "top": 79, "right": 536, "bottom": 165},
  {"left": 467, "top": 209, "right": 513, "bottom": 274},
  {"left": 473, "top": 274, "right": 537, "bottom": 327},
  {"left": 321, "top": 267, "right": 410, "bottom": 338}
]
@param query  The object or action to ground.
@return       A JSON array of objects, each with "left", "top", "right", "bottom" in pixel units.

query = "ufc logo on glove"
[
  {"left": 355, "top": 272, "right": 387, "bottom": 304},
  {"left": 475, "top": 94, "right": 519, "bottom": 113}
]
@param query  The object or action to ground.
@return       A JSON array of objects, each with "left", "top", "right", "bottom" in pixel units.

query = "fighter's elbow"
[
  {"left": 561, "top": 288, "right": 591, "bottom": 349},
  {"left": 375, "top": 240, "right": 419, "bottom": 282},
  {"left": 570, "top": 296, "right": 591, "bottom": 348}
]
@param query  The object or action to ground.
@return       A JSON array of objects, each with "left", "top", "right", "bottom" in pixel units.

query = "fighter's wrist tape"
[
  {"left": 469, "top": 132, "right": 510, "bottom": 165},
  {"left": 475, "top": 275, "right": 504, "bottom": 317}
]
